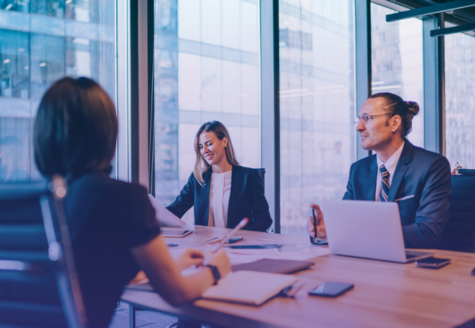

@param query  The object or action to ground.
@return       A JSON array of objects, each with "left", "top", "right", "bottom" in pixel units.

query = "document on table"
[
  {"left": 148, "top": 194, "right": 186, "bottom": 227},
  {"left": 174, "top": 244, "right": 331, "bottom": 278},
  {"left": 224, "top": 244, "right": 331, "bottom": 265}
]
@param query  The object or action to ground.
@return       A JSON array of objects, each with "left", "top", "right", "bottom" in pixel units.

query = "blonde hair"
[{"left": 193, "top": 121, "right": 239, "bottom": 186}]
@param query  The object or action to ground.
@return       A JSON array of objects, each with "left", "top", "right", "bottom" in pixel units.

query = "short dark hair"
[
  {"left": 369, "top": 92, "right": 420, "bottom": 137},
  {"left": 34, "top": 77, "right": 118, "bottom": 179}
]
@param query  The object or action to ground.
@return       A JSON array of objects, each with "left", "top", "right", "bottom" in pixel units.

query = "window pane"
[
  {"left": 445, "top": 31, "right": 475, "bottom": 169},
  {"left": 154, "top": 0, "right": 261, "bottom": 224},
  {"left": 279, "top": 0, "right": 356, "bottom": 235},
  {"left": 0, "top": 0, "right": 116, "bottom": 183},
  {"left": 371, "top": 3, "right": 424, "bottom": 147}
]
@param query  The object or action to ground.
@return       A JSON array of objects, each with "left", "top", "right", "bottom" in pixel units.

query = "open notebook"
[{"left": 201, "top": 270, "right": 297, "bottom": 306}]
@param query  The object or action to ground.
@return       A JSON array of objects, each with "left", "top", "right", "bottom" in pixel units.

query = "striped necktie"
[{"left": 380, "top": 165, "right": 390, "bottom": 202}]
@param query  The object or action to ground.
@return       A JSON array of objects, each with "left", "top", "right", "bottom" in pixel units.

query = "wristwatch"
[{"left": 206, "top": 264, "right": 221, "bottom": 285}]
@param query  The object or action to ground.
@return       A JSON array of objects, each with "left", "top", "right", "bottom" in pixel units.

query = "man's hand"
[
  {"left": 306, "top": 204, "right": 327, "bottom": 239},
  {"left": 175, "top": 248, "right": 205, "bottom": 271}
]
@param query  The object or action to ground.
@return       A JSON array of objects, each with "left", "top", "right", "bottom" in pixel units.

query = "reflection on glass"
[
  {"left": 154, "top": 0, "right": 261, "bottom": 224},
  {"left": 445, "top": 31, "right": 475, "bottom": 170},
  {"left": 279, "top": 0, "right": 355, "bottom": 235},
  {"left": 371, "top": 3, "right": 424, "bottom": 147},
  {"left": 0, "top": 1, "right": 116, "bottom": 183}
]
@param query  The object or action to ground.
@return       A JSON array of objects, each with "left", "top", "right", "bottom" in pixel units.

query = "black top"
[
  {"left": 167, "top": 165, "right": 272, "bottom": 232},
  {"left": 64, "top": 172, "right": 160, "bottom": 328}
]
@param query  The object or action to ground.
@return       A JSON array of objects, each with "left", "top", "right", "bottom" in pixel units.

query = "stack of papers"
[
  {"left": 224, "top": 244, "right": 331, "bottom": 265},
  {"left": 148, "top": 194, "right": 186, "bottom": 227}
]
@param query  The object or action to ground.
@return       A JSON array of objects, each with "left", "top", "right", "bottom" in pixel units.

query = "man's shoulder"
[
  {"left": 410, "top": 144, "right": 449, "bottom": 167},
  {"left": 352, "top": 154, "right": 376, "bottom": 170}
]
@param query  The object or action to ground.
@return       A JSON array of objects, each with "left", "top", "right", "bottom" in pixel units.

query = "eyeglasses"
[{"left": 354, "top": 112, "right": 392, "bottom": 125}]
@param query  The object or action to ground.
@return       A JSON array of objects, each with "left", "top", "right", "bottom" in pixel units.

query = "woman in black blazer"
[{"left": 167, "top": 121, "right": 272, "bottom": 232}]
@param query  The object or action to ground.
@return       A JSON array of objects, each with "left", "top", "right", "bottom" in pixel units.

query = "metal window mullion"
[
  {"left": 355, "top": 0, "right": 372, "bottom": 160},
  {"left": 116, "top": 0, "right": 131, "bottom": 182},
  {"left": 423, "top": 13, "right": 445, "bottom": 155},
  {"left": 130, "top": 0, "right": 150, "bottom": 188},
  {"left": 260, "top": 0, "right": 280, "bottom": 233}
]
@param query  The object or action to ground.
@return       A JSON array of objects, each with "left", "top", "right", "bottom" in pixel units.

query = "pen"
[
  {"left": 206, "top": 236, "right": 227, "bottom": 244},
  {"left": 309, "top": 208, "right": 317, "bottom": 244},
  {"left": 213, "top": 218, "right": 248, "bottom": 253},
  {"left": 228, "top": 236, "right": 243, "bottom": 244}
]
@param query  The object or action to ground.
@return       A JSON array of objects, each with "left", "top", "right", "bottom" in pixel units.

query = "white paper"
[
  {"left": 148, "top": 194, "right": 186, "bottom": 227},
  {"left": 224, "top": 244, "right": 331, "bottom": 265}
]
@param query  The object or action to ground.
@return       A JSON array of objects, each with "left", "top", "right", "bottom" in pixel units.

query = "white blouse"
[{"left": 208, "top": 170, "right": 232, "bottom": 228}]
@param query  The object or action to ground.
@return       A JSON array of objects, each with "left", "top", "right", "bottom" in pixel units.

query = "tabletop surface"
[{"left": 121, "top": 225, "right": 475, "bottom": 328}]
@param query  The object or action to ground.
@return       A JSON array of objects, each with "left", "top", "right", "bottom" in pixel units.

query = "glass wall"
[
  {"left": 153, "top": 0, "right": 261, "bottom": 224},
  {"left": 445, "top": 31, "right": 475, "bottom": 170},
  {"left": 279, "top": 0, "right": 356, "bottom": 235},
  {"left": 0, "top": 0, "right": 116, "bottom": 182},
  {"left": 371, "top": 3, "right": 424, "bottom": 147}
]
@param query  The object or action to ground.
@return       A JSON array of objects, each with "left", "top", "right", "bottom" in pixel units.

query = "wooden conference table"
[{"left": 121, "top": 226, "right": 475, "bottom": 328}]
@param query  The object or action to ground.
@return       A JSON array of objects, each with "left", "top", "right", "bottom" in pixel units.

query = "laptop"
[{"left": 320, "top": 200, "right": 433, "bottom": 263}]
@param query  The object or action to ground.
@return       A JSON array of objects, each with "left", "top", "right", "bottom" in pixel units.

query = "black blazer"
[
  {"left": 343, "top": 140, "right": 451, "bottom": 248},
  {"left": 166, "top": 166, "right": 273, "bottom": 232}
]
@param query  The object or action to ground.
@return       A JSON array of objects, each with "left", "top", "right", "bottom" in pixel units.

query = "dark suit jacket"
[
  {"left": 343, "top": 140, "right": 451, "bottom": 248},
  {"left": 166, "top": 165, "right": 273, "bottom": 232}
]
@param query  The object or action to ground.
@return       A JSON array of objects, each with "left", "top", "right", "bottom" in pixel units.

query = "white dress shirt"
[
  {"left": 375, "top": 142, "right": 405, "bottom": 201},
  {"left": 208, "top": 170, "right": 232, "bottom": 228}
]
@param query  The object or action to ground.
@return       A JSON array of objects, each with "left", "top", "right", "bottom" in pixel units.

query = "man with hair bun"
[{"left": 307, "top": 92, "right": 451, "bottom": 249}]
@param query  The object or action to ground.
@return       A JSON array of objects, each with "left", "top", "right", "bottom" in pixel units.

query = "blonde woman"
[{"left": 167, "top": 121, "right": 272, "bottom": 232}]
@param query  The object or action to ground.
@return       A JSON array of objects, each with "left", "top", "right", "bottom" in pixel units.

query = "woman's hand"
[
  {"left": 306, "top": 204, "right": 327, "bottom": 239},
  {"left": 175, "top": 248, "right": 205, "bottom": 271},
  {"left": 204, "top": 249, "right": 231, "bottom": 278}
]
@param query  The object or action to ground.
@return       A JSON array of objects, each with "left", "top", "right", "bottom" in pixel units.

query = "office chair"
[
  {"left": 0, "top": 177, "right": 87, "bottom": 328},
  {"left": 440, "top": 175, "right": 475, "bottom": 253}
]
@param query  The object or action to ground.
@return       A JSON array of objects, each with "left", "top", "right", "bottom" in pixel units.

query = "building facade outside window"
[
  {"left": 0, "top": 0, "right": 116, "bottom": 183},
  {"left": 371, "top": 3, "right": 424, "bottom": 148},
  {"left": 445, "top": 30, "right": 475, "bottom": 170},
  {"left": 279, "top": 0, "right": 356, "bottom": 235},
  {"left": 153, "top": 0, "right": 261, "bottom": 224}
]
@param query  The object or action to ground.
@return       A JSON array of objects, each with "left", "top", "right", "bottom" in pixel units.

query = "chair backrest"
[
  {"left": 257, "top": 168, "right": 265, "bottom": 191},
  {"left": 0, "top": 177, "right": 87, "bottom": 328},
  {"left": 440, "top": 175, "right": 475, "bottom": 253}
]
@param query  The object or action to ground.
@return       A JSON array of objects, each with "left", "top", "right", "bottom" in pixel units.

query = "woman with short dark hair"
[
  {"left": 34, "top": 77, "right": 231, "bottom": 328},
  {"left": 166, "top": 121, "right": 273, "bottom": 232}
]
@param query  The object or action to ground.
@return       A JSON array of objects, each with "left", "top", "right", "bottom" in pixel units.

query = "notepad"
[
  {"left": 201, "top": 270, "right": 297, "bottom": 306},
  {"left": 232, "top": 258, "right": 314, "bottom": 274}
]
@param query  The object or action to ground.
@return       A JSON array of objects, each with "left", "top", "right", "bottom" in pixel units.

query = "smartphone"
[
  {"left": 415, "top": 257, "right": 451, "bottom": 269},
  {"left": 308, "top": 282, "right": 354, "bottom": 298}
]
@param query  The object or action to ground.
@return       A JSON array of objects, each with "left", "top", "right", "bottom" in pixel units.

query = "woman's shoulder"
[
  {"left": 233, "top": 165, "right": 263, "bottom": 176},
  {"left": 68, "top": 173, "right": 149, "bottom": 206}
]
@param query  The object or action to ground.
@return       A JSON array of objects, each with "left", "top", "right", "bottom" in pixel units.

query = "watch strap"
[{"left": 206, "top": 264, "right": 221, "bottom": 285}]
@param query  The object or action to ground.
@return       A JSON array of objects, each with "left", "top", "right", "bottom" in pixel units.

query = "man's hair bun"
[{"left": 406, "top": 101, "right": 420, "bottom": 117}]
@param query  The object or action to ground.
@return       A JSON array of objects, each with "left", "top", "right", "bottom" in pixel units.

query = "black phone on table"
[
  {"left": 308, "top": 282, "right": 354, "bottom": 298},
  {"left": 415, "top": 257, "right": 451, "bottom": 269}
]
